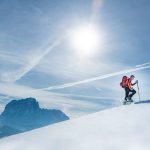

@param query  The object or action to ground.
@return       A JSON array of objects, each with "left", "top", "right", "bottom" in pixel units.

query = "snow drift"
[{"left": 0, "top": 101, "right": 150, "bottom": 150}]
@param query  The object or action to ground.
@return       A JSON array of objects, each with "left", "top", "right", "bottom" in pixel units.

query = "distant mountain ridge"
[{"left": 0, "top": 98, "right": 69, "bottom": 138}]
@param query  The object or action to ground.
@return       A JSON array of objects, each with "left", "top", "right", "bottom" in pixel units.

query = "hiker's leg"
[
  {"left": 129, "top": 89, "right": 136, "bottom": 98},
  {"left": 125, "top": 87, "right": 130, "bottom": 100}
]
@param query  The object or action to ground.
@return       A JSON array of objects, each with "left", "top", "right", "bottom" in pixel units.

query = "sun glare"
[{"left": 69, "top": 24, "right": 100, "bottom": 58}]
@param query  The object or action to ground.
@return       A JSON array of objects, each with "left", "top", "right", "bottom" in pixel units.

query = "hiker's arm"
[
  {"left": 132, "top": 80, "right": 138, "bottom": 86},
  {"left": 132, "top": 83, "right": 136, "bottom": 86}
]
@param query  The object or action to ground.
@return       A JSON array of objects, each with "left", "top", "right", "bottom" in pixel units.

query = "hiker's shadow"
[{"left": 135, "top": 100, "right": 150, "bottom": 104}]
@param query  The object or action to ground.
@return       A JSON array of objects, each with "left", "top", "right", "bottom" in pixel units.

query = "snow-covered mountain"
[{"left": 0, "top": 101, "right": 150, "bottom": 150}]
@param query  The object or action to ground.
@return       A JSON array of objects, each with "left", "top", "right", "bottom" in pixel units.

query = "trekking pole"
[{"left": 137, "top": 82, "right": 141, "bottom": 102}]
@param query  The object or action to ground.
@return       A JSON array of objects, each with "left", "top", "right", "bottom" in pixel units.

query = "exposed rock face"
[{"left": 0, "top": 98, "right": 69, "bottom": 138}]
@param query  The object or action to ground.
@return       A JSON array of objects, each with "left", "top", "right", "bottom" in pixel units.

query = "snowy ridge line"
[{"left": 37, "top": 63, "right": 150, "bottom": 91}]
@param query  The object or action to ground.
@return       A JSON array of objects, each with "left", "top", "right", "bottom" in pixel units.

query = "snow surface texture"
[{"left": 0, "top": 102, "right": 150, "bottom": 150}]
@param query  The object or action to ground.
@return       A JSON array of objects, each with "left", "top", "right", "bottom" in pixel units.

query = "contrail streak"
[
  {"left": 38, "top": 63, "right": 150, "bottom": 91},
  {"left": 13, "top": 39, "right": 62, "bottom": 82},
  {"left": 136, "top": 62, "right": 150, "bottom": 68}
]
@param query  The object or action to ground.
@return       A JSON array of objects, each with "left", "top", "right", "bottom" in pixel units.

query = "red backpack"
[{"left": 120, "top": 76, "right": 128, "bottom": 88}]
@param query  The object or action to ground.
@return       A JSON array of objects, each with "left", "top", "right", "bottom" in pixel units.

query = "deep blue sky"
[{"left": 0, "top": 0, "right": 149, "bottom": 117}]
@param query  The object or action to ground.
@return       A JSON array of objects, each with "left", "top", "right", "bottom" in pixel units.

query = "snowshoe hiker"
[{"left": 120, "top": 75, "right": 138, "bottom": 104}]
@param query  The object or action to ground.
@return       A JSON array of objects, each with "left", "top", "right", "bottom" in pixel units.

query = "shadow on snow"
[{"left": 135, "top": 100, "right": 150, "bottom": 104}]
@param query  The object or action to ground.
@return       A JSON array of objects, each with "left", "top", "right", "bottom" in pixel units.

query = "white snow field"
[{"left": 0, "top": 101, "right": 150, "bottom": 150}]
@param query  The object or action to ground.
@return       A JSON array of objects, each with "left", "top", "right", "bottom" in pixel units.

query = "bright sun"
[{"left": 69, "top": 24, "right": 100, "bottom": 58}]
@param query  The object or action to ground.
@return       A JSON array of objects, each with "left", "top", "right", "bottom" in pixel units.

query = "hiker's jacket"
[{"left": 126, "top": 78, "right": 136, "bottom": 89}]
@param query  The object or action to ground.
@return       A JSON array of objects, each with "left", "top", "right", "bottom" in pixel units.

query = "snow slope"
[{"left": 0, "top": 101, "right": 150, "bottom": 150}]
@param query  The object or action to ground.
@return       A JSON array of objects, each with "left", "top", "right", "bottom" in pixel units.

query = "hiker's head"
[{"left": 130, "top": 75, "right": 135, "bottom": 80}]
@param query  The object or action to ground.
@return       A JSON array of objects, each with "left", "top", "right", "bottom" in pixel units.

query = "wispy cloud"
[
  {"left": 0, "top": 83, "right": 103, "bottom": 117},
  {"left": 30, "top": 5, "right": 44, "bottom": 15},
  {"left": 13, "top": 39, "right": 61, "bottom": 82},
  {"left": 38, "top": 62, "right": 150, "bottom": 91},
  {"left": 0, "top": 51, "right": 27, "bottom": 65},
  {"left": 0, "top": 39, "right": 63, "bottom": 83}
]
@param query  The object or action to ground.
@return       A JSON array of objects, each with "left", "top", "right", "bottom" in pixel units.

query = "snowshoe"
[{"left": 123, "top": 99, "right": 134, "bottom": 105}]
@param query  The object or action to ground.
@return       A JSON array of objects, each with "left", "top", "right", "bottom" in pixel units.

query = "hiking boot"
[{"left": 128, "top": 96, "right": 133, "bottom": 102}]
